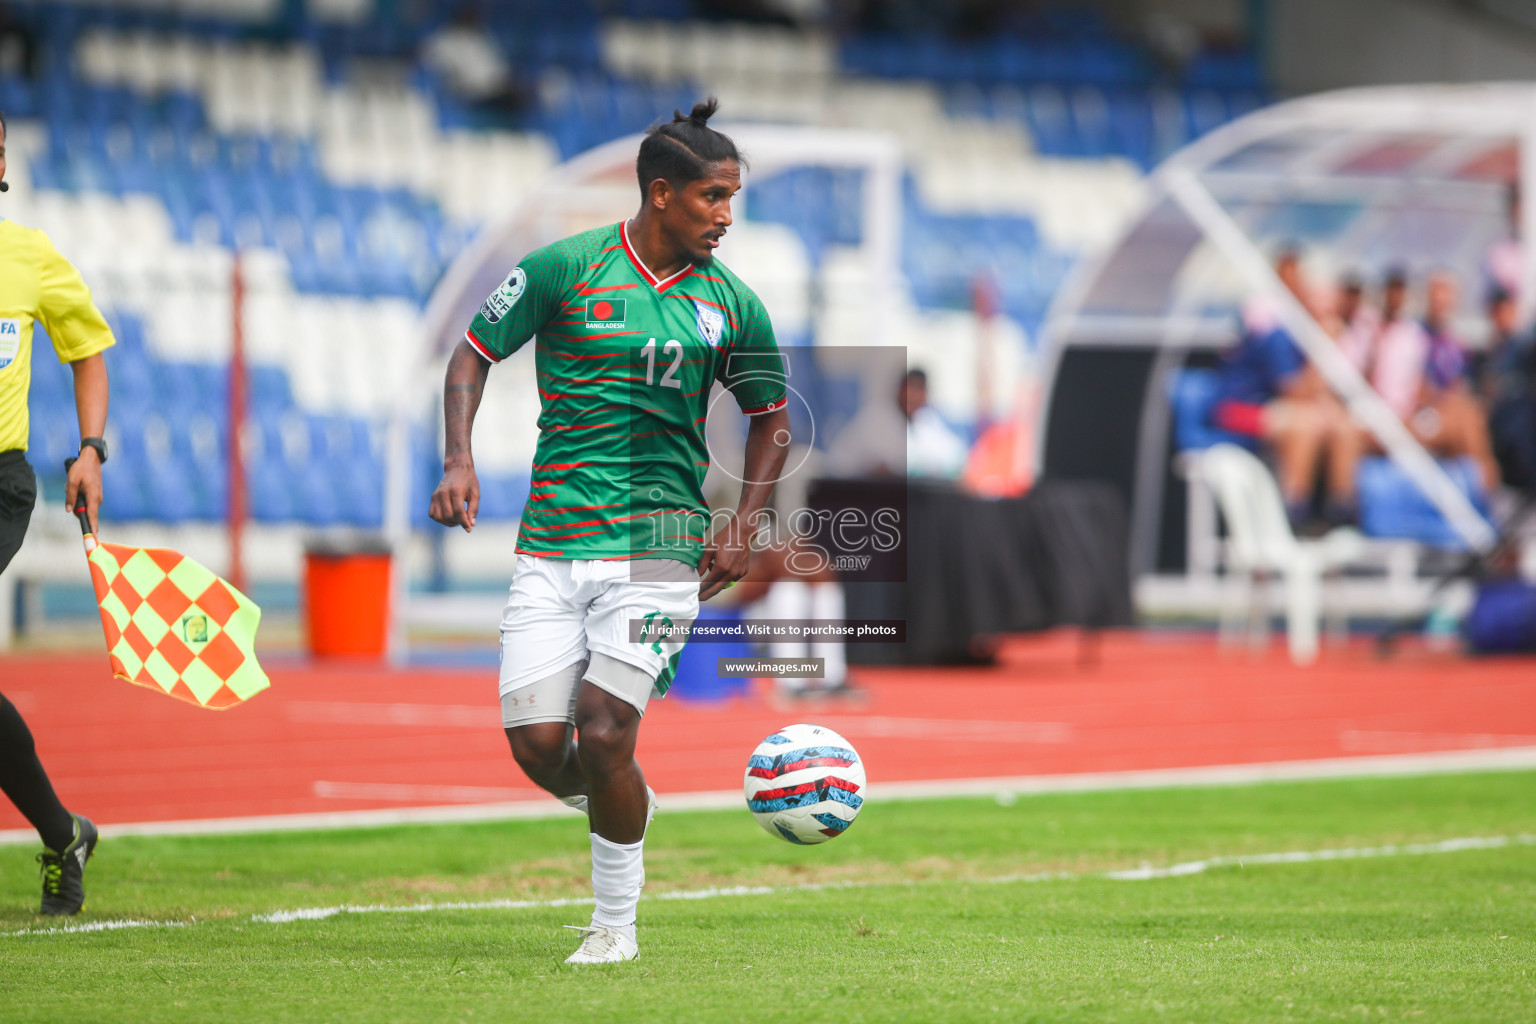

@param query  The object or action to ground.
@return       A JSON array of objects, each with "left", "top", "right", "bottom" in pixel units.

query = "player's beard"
[{"left": 690, "top": 250, "right": 716, "bottom": 266}]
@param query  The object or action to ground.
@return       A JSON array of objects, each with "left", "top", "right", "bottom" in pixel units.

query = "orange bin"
[{"left": 304, "top": 546, "right": 391, "bottom": 658}]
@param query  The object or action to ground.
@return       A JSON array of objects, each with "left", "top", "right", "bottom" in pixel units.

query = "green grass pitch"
[{"left": 2, "top": 771, "right": 1533, "bottom": 1023}]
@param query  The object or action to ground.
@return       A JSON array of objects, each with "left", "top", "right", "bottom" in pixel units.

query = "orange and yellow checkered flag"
[{"left": 84, "top": 540, "right": 271, "bottom": 709}]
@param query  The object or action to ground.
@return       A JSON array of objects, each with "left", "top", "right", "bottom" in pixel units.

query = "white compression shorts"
[{"left": 497, "top": 555, "right": 698, "bottom": 728}]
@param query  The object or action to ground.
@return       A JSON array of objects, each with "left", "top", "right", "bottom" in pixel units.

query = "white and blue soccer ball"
[{"left": 743, "top": 724, "right": 865, "bottom": 845}]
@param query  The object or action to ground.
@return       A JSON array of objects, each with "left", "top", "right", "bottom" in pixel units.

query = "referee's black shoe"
[{"left": 37, "top": 815, "right": 98, "bottom": 916}]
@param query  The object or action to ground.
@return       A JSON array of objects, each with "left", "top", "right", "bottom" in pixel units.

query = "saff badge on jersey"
[
  {"left": 693, "top": 300, "right": 725, "bottom": 348},
  {"left": 480, "top": 268, "right": 527, "bottom": 324},
  {"left": 586, "top": 298, "right": 627, "bottom": 329}
]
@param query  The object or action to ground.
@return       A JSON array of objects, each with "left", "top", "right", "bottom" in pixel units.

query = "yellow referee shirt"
[{"left": 0, "top": 218, "right": 115, "bottom": 453}]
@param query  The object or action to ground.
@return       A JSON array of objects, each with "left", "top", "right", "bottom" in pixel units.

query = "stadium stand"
[{"left": 0, "top": 1, "right": 1264, "bottom": 541}]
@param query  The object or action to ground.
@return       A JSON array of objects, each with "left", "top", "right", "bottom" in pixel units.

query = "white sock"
[
  {"left": 808, "top": 583, "right": 847, "bottom": 687},
  {"left": 589, "top": 832, "right": 644, "bottom": 941},
  {"left": 764, "top": 581, "right": 811, "bottom": 691}
]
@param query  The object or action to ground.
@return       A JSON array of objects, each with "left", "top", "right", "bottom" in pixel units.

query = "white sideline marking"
[
  {"left": 1102, "top": 833, "right": 1536, "bottom": 880},
  {"left": 2, "top": 918, "right": 187, "bottom": 938},
  {"left": 6, "top": 833, "right": 1532, "bottom": 939},
  {"left": 2, "top": 745, "right": 1535, "bottom": 847},
  {"left": 256, "top": 895, "right": 596, "bottom": 924}
]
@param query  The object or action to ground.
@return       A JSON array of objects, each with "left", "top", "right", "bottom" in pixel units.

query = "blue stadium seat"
[
  {"left": 1227, "top": 91, "right": 1267, "bottom": 120},
  {"left": 1184, "top": 51, "right": 1264, "bottom": 91},
  {"left": 1185, "top": 89, "right": 1232, "bottom": 139},
  {"left": 249, "top": 459, "right": 297, "bottom": 522},
  {"left": 1025, "top": 85, "right": 1076, "bottom": 155},
  {"left": 1108, "top": 91, "right": 1156, "bottom": 169},
  {"left": 108, "top": 360, "right": 156, "bottom": 417},
  {"left": 26, "top": 406, "right": 79, "bottom": 472},
  {"left": 0, "top": 74, "right": 37, "bottom": 118},
  {"left": 142, "top": 459, "right": 197, "bottom": 523},
  {"left": 294, "top": 462, "right": 343, "bottom": 526},
  {"left": 26, "top": 338, "right": 72, "bottom": 409},
  {"left": 476, "top": 473, "right": 530, "bottom": 522},
  {"left": 100, "top": 455, "right": 149, "bottom": 522},
  {"left": 749, "top": 167, "right": 864, "bottom": 263},
  {"left": 336, "top": 457, "right": 385, "bottom": 528},
  {"left": 170, "top": 409, "right": 227, "bottom": 520},
  {"left": 617, "top": 0, "right": 696, "bottom": 17},
  {"left": 149, "top": 361, "right": 201, "bottom": 410},
  {"left": 1357, "top": 456, "right": 1489, "bottom": 549}
]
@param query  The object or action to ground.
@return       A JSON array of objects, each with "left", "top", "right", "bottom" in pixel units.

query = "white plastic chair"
[{"left": 1197, "top": 444, "right": 1365, "bottom": 664}]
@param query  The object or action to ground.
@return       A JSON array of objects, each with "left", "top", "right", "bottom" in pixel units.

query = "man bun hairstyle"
[{"left": 635, "top": 97, "right": 745, "bottom": 196}]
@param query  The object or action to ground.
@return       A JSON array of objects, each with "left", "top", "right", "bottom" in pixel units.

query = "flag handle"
[{"left": 63, "top": 457, "right": 97, "bottom": 552}]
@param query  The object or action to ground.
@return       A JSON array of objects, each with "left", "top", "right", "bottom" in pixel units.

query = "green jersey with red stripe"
[{"left": 464, "top": 220, "right": 787, "bottom": 563}]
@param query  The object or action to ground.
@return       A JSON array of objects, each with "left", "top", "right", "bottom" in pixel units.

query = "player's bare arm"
[
  {"left": 698, "top": 405, "right": 790, "bottom": 600},
  {"left": 65, "top": 351, "right": 108, "bottom": 533},
  {"left": 429, "top": 339, "right": 490, "bottom": 532}
]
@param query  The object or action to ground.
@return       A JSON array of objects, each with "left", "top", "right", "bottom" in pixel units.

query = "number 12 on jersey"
[{"left": 642, "top": 338, "right": 683, "bottom": 389}]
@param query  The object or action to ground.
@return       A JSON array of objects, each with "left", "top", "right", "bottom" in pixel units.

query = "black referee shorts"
[{"left": 0, "top": 449, "right": 37, "bottom": 577}]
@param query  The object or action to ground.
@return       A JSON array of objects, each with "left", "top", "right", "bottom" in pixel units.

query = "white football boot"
[
  {"left": 563, "top": 924, "right": 639, "bottom": 964},
  {"left": 561, "top": 787, "right": 658, "bottom": 830}
]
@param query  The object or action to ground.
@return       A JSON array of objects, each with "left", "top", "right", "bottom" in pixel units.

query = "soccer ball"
[{"left": 743, "top": 723, "right": 865, "bottom": 844}]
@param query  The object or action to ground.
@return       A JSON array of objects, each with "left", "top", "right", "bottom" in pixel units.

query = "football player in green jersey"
[{"left": 430, "top": 99, "right": 790, "bottom": 964}]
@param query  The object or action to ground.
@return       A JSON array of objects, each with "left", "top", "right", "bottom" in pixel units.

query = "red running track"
[{"left": 2, "top": 631, "right": 1535, "bottom": 831}]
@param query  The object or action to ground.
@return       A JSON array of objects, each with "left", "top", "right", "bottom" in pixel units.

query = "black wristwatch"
[{"left": 79, "top": 437, "right": 108, "bottom": 464}]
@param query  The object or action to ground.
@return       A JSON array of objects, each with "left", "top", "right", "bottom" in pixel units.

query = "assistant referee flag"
[{"left": 85, "top": 540, "right": 270, "bottom": 709}]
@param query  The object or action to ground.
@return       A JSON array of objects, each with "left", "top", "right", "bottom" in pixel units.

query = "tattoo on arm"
[
  {"left": 737, "top": 408, "right": 790, "bottom": 519},
  {"left": 442, "top": 345, "right": 490, "bottom": 465}
]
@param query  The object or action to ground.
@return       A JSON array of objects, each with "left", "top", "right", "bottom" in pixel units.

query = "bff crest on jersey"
[{"left": 693, "top": 301, "right": 725, "bottom": 348}]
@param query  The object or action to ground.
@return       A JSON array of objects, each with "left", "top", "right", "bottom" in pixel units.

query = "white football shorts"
[{"left": 498, "top": 554, "right": 698, "bottom": 726}]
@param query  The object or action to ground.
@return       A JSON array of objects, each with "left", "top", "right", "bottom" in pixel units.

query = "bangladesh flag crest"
[{"left": 586, "top": 298, "right": 627, "bottom": 328}]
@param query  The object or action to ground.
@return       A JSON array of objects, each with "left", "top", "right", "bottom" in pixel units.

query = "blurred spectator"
[
  {"left": 1481, "top": 286, "right": 1536, "bottom": 491},
  {"left": 1485, "top": 182, "right": 1523, "bottom": 308},
  {"left": 1363, "top": 268, "right": 1426, "bottom": 423},
  {"left": 1212, "top": 252, "right": 1353, "bottom": 527},
  {"left": 1416, "top": 271, "right": 1498, "bottom": 489},
  {"left": 419, "top": 4, "right": 531, "bottom": 122},
  {"left": 1477, "top": 286, "right": 1524, "bottom": 404},
  {"left": 961, "top": 377, "right": 1036, "bottom": 498},
  {"left": 1274, "top": 249, "right": 1326, "bottom": 320},
  {"left": 1331, "top": 271, "right": 1380, "bottom": 372},
  {"left": 900, "top": 368, "right": 969, "bottom": 478},
  {"left": 1422, "top": 272, "right": 1471, "bottom": 391},
  {"left": 826, "top": 367, "right": 968, "bottom": 478},
  {"left": 0, "top": 2, "right": 35, "bottom": 79},
  {"left": 1348, "top": 269, "right": 1497, "bottom": 491}
]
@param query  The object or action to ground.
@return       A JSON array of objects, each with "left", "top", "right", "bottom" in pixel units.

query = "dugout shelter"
[{"left": 1037, "top": 83, "right": 1535, "bottom": 604}]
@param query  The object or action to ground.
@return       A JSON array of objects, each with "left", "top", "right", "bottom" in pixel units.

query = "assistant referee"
[{"left": 0, "top": 109, "right": 113, "bottom": 915}]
